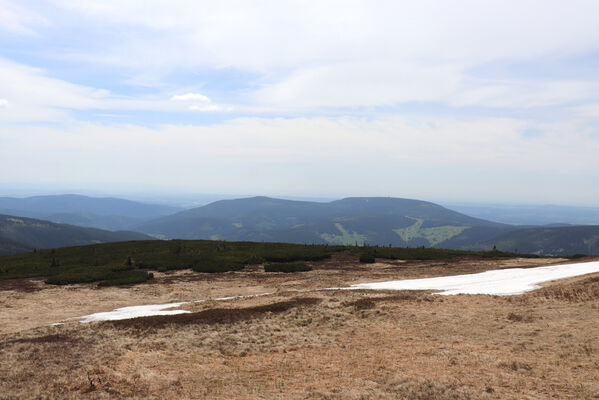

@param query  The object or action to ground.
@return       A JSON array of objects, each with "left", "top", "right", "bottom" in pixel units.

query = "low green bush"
[
  {"left": 45, "top": 271, "right": 105, "bottom": 285},
  {"left": 351, "top": 246, "right": 541, "bottom": 261},
  {"left": 45, "top": 264, "right": 142, "bottom": 285},
  {"left": 98, "top": 271, "right": 153, "bottom": 287},
  {"left": 263, "top": 252, "right": 330, "bottom": 263},
  {"left": 264, "top": 263, "right": 312, "bottom": 273},
  {"left": 479, "top": 250, "right": 539, "bottom": 259},
  {"left": 107, "top": 264, "right": 136, "bottom": 272},
  {"left": 192, "top": 258, "right": 244, "bottom": 273},
  {"left": 244, "top": 254, "right": 265, "bottom": 265},
  {"left": 154, "top": 264, "right": 192, "bottom": 271},
  {"left": 1, "top": 239, "right": 550, "bottom": 286},
  {"left": 359, "top": 253, "right": 376, "bottom": 263},
  {"left": 567, "top": 254, "right": 587, "bottom": 259}
]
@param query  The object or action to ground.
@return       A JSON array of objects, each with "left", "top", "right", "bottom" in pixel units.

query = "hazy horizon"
[
  {"left": 3, "top": 185, "right": 599, "bottom": 211},
  {"left": 2, "top": 1, "right": 599, "bottom": 206}
]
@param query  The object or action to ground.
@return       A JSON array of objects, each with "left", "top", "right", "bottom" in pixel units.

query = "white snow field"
[
  {"left": 79, "top": 302, "right": 190, "bottom": 323},
  {"left": 349, "top": 260, "right": 599, "bottom": 296}
]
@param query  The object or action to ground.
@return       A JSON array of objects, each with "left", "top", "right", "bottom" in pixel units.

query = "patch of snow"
[
  {"left": 75, "top": 293, "right": 275, "bottom": 323},
  {"left": 79, "top": 302, "right": 190, "bottom": 323},
  {"left": 214, "top": 292, "right": 273, "bottom": 301},
  {"left": 192, "top": 292, "right": 273, "bottom": 302},
  {"left": 348, "top": 261, "right": 599, "bottom": 296}
]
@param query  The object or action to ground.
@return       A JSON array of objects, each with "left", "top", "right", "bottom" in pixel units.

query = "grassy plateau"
[{"left": 1, "top": 240, "right": 597, "bottom": 399}]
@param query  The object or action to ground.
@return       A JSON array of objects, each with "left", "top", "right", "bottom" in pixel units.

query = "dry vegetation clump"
[
  {"left": 497, "top": 360, "right": 534, "bottom": 373},
  {"left": 0, "top": 327, "right": 107, "bottom": 399},
  {"left": 377, "top": 378, "right": 492, "bottom": 400},
  {"left": 506, "top": 311, "right": 535, "bottom": 323},
  {"left": 308, "top": 378, "right": 491, "bottom": 400},
  {"left": 347, "top": 297, "right": 377, "bottom": 310},
  {"left": 4, "top": 333, "right": 79, "bottom": 345},
  {"left": 531, "top": 275, "right": 599, "bottom": 302},
  {"left": 343, "top": 290, "right": 443, "bottom": 311},
  {"left": 0, "top": 277, "right": 41, "bottom": 292},
  {"left": 108, "top": 297, "right": 321, "bottom": 329},
  {"left": 343, "top": 291, "right": 438, "bottom": 310}
]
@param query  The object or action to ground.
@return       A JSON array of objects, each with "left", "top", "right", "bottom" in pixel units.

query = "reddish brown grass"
[{"left": 108, "top": 297, "right": 321, "bottom": 329}]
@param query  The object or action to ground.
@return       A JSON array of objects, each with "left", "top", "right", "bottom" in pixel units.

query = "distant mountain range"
[
  {"left": 444, "top": 203, "right": 599, "bottom": 226},
  {"left": 0, "top": 194, "right": 181, "bottom": 231},
  {"left": 0, "top": 194, "right": 597, "bottom": 256},
  {"left": 136, "top": 196, "right": 509, "bottom": 245},
  {"left": 0, "top": 214, "right": 151, "bottom": 254},
  {"left": 470, "top": 225, "right": 599, "bottom": 256},
  {"left": 136, "top": 196, "right": 599, "bottom": 256}
]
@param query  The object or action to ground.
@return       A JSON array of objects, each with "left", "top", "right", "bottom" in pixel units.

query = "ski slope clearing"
[{"left": 350, "top": 260, "right": 599, "bottom": 295}]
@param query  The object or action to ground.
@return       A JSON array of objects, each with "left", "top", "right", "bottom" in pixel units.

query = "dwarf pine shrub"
[{"left": 264, "top": 263, "right": 312, "bottom": 273}]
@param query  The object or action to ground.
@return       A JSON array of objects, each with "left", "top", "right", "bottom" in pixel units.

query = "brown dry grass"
[
  {"left": 530, "top": 275, "right": 599, "bottom": 302},
  {"left": 0, "top": 253, "right": 573, "bottom": 335},
  {"left": 1, "top": 253, "right": 599, "bottom": 399}
]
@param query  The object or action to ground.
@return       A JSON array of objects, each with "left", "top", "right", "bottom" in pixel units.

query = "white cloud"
[
  {"left": 451, "top": 80, "right": 599, "bottom": 109},
  {"left": 188, "top": 104, "right": 225, "bottom": 112},
  {"left": 49, "top": 0, "right": 599, "bottom": 70},
  {"left": 171, "top": 92, "right": 211, "bottom": 102},
  {"left": 0, "top": 59, "right": 237, "bottom": 121},
  {"left": 170, "top": 92, "right": 232, "bottom": 112},
  {"left": 255, "top": 62, "right": 462, "bottom": 109},
  {"left": 1, "top": 115, "right": 597, "bottom": 202},
  {"left": 571, "top": 103, "right": 599, "bottom": 119},
  {"left": 3, "top": 1, "right": 599, "bottom": 111},
  {"left": 254, "top": 65, "right": 599, "bottom": 110},
  {"left": 0, "top": 0, "right": 47, "bottom": 35},
  {"left": 0, "top": 58, "right": 107, "bottom": 121}
]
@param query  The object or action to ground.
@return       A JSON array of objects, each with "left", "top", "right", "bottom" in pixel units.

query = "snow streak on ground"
[
  {"left": 213, "top": 292, "right": 273, "bottom": 301},
  {"left": 76, "top": 293, "right": 274, "bottom": 323},
  {"left": 79, "top": 302, "right": 190, "bottom": 323},
  {"left": 350, "top": 261, "right": 599, "bottom": 295}
]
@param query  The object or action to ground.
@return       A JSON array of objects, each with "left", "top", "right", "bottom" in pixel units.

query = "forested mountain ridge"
[
  {"left": 0, "top": 194, "right": 181, "bottom": 231},
  {"left": 138, "top": 196, "right": 513, "bottom": 248},
  {"left": 0, "top": 214, "right": 152, "bottom": 251}
]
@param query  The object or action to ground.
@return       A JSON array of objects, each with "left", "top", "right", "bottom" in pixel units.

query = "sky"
[{"left": 1, "top": 0, "right": 599, "bottom": 205}]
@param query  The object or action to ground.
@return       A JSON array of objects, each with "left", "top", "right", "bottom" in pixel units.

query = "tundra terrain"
[{"left": 1, "top": 253, "right": 599, "bottom": 399}]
